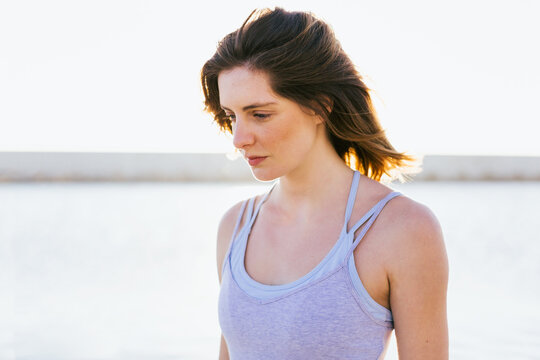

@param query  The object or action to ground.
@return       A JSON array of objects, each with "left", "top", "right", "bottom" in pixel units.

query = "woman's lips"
[{"left": 247, "top": 156, "right": 267, "bottom": 166}]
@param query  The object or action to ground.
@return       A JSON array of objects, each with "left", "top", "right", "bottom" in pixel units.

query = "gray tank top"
[{"left": 219, "top": 171, "right": 402, "bottom": 359}]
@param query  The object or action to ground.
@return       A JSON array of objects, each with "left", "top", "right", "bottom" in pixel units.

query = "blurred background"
[{"left": 0, "top": 0, "right": 539, "bottom": 359}]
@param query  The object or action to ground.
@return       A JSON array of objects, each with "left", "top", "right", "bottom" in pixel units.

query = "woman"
[{"left": 201, "top": 8, "right": 448, "bottom": 360}]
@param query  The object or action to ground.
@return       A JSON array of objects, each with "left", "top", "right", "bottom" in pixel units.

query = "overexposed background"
[
  {"left": 1, "top": 0, "right": 539, "bottom": 156},
  {"left": 1, "top": 1, "right": 540, "bottom": 360}
]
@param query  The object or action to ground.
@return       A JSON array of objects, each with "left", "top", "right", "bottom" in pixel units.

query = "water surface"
[{"left": 0, "top": 181, "right": 539, "bottom": 359}]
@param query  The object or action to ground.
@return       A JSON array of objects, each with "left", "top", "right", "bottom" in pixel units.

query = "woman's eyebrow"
[{"left": 221, "top": 102, "right": 277, "bottom": 111}]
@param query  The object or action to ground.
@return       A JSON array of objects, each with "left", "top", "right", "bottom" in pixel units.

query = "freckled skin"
[{"left": 217, "top": 67, "right": 323, "bottom": 182}]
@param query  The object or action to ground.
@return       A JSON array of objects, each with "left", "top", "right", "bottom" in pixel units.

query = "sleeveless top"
[{"left": 219, "top": 171, "right": 402, "bottom": 359}]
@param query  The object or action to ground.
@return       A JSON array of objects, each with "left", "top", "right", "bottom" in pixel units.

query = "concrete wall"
[
  {"left": 0, "top": 152, "right": 539, "bottom": 182},
  {"left": 0, "top": 152, "right": 249, "bottom": 182}
]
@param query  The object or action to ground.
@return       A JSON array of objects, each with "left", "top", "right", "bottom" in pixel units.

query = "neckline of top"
[{"left": 236, "top": 171, "right": 361, "bottom": 291}]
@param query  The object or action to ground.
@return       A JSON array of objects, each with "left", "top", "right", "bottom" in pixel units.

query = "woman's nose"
[{"left": 232, "top": 118, "right": 255, "bottom": 149}]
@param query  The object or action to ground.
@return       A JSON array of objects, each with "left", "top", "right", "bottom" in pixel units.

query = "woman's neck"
[{"left": 271, "top": 128, "right": 355, "bottom": 217}]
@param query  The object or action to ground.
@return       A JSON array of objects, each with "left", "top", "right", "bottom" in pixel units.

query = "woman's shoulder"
[
  {"left": 362, "top": 177, "right": 443, "bottom": 241},
  {"left": 375, "top": 189, "right": 448, "bottom": 281},
  {"left": 216, "top": 200, "right": 245, "bottom": 282},
  {"left": 215, "top": 193, "right": 265, "bottom": 281},
  {"left": 359, "top": 177, "right": 446, "bottom": 267}
]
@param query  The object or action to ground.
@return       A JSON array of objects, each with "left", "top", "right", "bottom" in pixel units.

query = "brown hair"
[{"left": 201, "top": 7, "right": 420, "bottom": 182}]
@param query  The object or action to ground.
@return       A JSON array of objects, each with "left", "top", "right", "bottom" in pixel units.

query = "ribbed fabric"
[{"left": 219, "top": 171, "right": 402, "bottom": 359}]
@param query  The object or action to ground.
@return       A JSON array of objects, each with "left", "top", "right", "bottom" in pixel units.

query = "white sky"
[{"left": 0, "top": 0, "right": 539, "bottom": 156}]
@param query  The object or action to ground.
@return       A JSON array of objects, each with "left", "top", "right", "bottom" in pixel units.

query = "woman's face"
[{"left": 217, "top": 66, "right": 322, "bottom": 181}]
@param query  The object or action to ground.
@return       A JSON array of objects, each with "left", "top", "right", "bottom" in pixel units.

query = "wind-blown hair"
[{"left": 201, "top": 7, "right": 419, "bottom": 182}]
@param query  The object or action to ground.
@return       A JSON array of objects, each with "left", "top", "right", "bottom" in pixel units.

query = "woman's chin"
[{"left": 250, "top": 168, "right": 279, "bottom": 182}]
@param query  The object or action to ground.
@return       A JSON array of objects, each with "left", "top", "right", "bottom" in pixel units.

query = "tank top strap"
[
  {"left": 342, "top": 171, "right": 361, "bottom": 230},
  {"left": 244, "top": 196, "right": 256, "bottom": 223},
  {"left": 230, "top": 199, "right": 248, "bottom": 243},
  {"left": 345, "top": 191, "right": 402, "bottom": 258},
  {"left": 246, "top": 182, "right": 276, "bottom": 228},
  {"left": 221, "top": 199, "right": 250, "bottom": 277}
]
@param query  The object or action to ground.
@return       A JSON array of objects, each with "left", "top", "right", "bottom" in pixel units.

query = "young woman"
[{"left": 201, "top": 8, "right": 448, "bottom": 360}]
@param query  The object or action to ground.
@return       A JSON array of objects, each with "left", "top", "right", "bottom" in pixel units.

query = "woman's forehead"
[{"left": 218, "top": 67, "right": 279, "bottom": 110}]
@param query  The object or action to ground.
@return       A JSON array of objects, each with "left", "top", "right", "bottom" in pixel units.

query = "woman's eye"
[
  {"left": 226, "top": 114, "right": 236, "bottom": 121},
  {"left": 253, "top": 113, "right": 270, "bottom": 120}
]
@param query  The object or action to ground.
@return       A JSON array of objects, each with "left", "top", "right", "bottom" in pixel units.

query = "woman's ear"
[
  {"left": 321, "top": 96, "right": 333, "bottom": 114},
  {"left": 313, "top": 96, "right": 333, "bottom": 124},
  {"left": 303, "top": 96, "right": 333, "bottom": 124}
]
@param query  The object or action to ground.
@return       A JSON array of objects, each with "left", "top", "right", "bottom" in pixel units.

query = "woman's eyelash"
[
  {"left": 224, "top": 113, "right": 270, "bottom": 121},
  {"left": 253, "top": 113, "right": 270, "bottom": 119}
]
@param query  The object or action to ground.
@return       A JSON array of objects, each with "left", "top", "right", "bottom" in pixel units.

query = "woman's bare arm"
[
  {"left": 219, "top": 334, "right": 230, "bottom": 360},
  {"left": 388, "top": 201, "right": 449, "bottom": 359}
]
